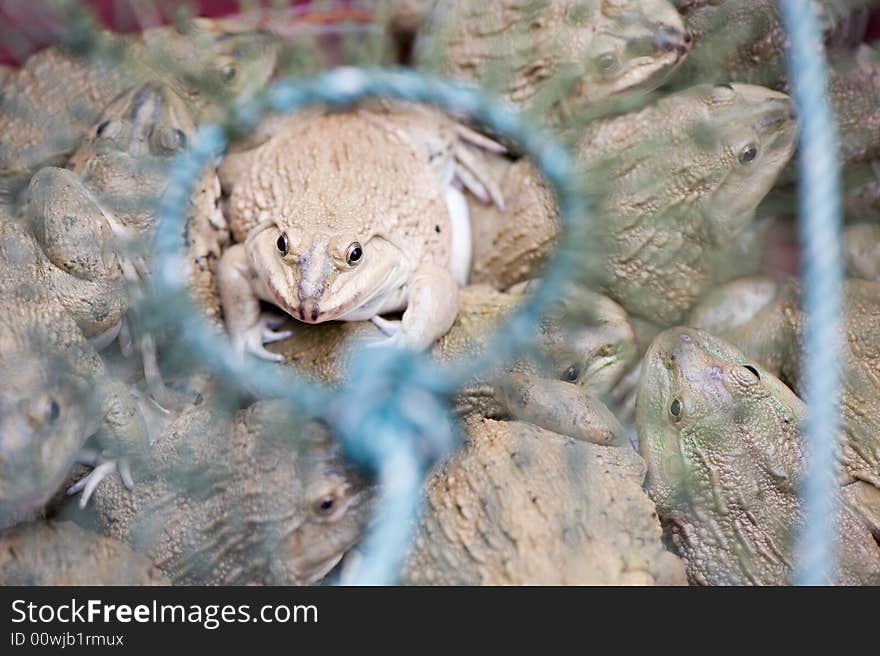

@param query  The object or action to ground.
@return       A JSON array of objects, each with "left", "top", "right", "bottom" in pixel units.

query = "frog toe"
[
  {"left": 370, "top": 315, "right": 401, "bottom": 337},
  {"left": 67, "top": 459, "right": 120, "bottom": 508}
]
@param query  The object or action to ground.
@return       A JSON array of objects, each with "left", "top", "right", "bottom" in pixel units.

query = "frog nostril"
[{"left": 300, "top": 297, "right": 320, "bottom": 323}]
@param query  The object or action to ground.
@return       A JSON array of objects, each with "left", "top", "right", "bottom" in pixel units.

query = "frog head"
[
  {"left": 68, "top": 83, "right": 195, "bottom": 232},
  {"left": 580, "top": 0, "right": 692, "bottom": 100},
  {"left": 636, "top": 327, "right": 806, "bottom": 583},
  {"left": 244, "top": 405, "right": 373, "bottom": 585},
  {"left": 247, "top": 217, "right": 411, "bottom": 324},
  {"left": 0, "top": 349, "right": 97, "bottom": 529},
  {"left": 692, "top": 83, "right": 797, "bottom": 241},
  {"left": 142, "top": 17, "right": 279, "bottom": 119}
]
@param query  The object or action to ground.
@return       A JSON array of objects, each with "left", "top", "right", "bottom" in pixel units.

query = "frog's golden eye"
[
  {"left": 277, "top": 233, "right": 288, "bottom": 256},
  {"left": 562, "top": 365, "right": 580, "bottom": 382},
  {"left": 670, "top": 398, "right": 683, "bottom": 420},
  {"left": 346, "top": 242, "right": 363, "bottom": 267},
  {"left": 739, "top": 144, "right": 758, "bottom": 163},
  {"left": 597, "top": 52, "right": 619, "bottom": 73}
]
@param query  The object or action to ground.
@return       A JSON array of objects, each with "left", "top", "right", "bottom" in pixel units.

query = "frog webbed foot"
[
  {"left": 67, "top": 450, "right": 134, "bottom": 508},
  {"left": 236, "top": 313, "right": 293, "bottom": 362}
]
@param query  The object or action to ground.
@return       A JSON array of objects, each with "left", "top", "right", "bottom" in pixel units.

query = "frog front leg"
[
  {"left": 495, "top": 373, "right": 630, "bottom": 447},
  {"left": 372, "top": 263, "right": 458, "bottom": 351},
  {"left": 67, "top": 379, "right": 148, "bottom": 507},
  {"left": 216, "top": 243, "right": 292, "bottom": 361}
]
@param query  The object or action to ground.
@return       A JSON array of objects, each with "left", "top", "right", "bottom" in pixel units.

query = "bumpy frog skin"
[
  {"left": 62, "top": 82, "right": 228, "bottom": 405},
  {"left": 670, "top": 0, "right": 872, "bottom": 90},
  {"left": 579, "top": 83, "right": 796, "bottom": 325},
  {"left": 0, "top": 226, "right": 148, "bottom": 528},
  {"left": 417, "top": 0, "right": 691, "bottom": 123},
  {"left": 637, "top": 327, "right": 880, "bottom": 585},
  {"left": 219, "top": 103, "right": 504, "bottom": 357},
  {"left": 0, "top": 521, "right": 169, "bottom": 585},
  {"left": 0, "top": 18, "right": 277, "bottom": 202},
  {"left": 84, "top": 400, "right": 373, "bottom": 585},
  {"left": 466, "top": 84, "right": 796, "bottom": 322},
  {"left": 689, "top": 278, "right": 880, "bottom": 492},
  {"left": 401, "top": 416, "right": 687, "bottom": 584}
]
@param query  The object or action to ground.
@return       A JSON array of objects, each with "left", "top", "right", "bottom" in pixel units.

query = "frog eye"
[
  {"left": 220, "top": 63, "right": 237, "bottom": 83},
  {"left": 96, "top": 120, "right": 125, "bottom": 139},
  {"left": 739, "top": 144, "right": 758, "bottom": 163},
  {"left": 346, "top": 242, "right": 363, "bottom": 267},
  {"left": 562, "top": 365, "right": 580, "bottom": 382},
  {"left": 314, "top": 497, "right": 336, "bottom": 515},
  {"left": 669, "top": 398, "right": 683, "bottom": 420},
  {"left": 743, "top": 364, "right": 761, "bottom": 380},
  {"left": 277, "top": 233, "right": 288, "bottom": 256},
  {"left": 597, "top": 52, "right": 619, "bottom": 73},
  {"left": 48, "top": 399, "right": 60, "bottom": 422},
  {"left": 153, "top": 128, "right": 187, "bottom": 155}
]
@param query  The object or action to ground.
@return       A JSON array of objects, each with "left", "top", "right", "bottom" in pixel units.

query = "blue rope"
[
  {"left": 152, "top": 67, "right": 590, "bottom": 585},
  {"left": 779, "top": 0, "right": 845, "bottom": 586}
]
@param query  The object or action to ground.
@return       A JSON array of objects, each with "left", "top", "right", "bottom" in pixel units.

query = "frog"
[
  {"left": 464, "top": 83, "right": 797, "bottom": 325},
  {"left": 0, "top": 231, "right": 149, "bottom": 527},
  {"left": 414, "top": 0, "right": 691, "bottom": 125},
  {"left": 0, "top": 520, "right": 168, "bottom": 585},
  {"left": 399, "top": 415, "right": 687, "bottom": 584},
  {"left": 688, "top": 277, "right": 880, "bottom": 492},
  {"left": 60, "top": 82, "right": 229, "bottom": 405},
  {"left": 636, "top": 326, "right": 880, "bottom": 584},
  {"left": 80, "top": 399, "right": 374, "bottom": 586},
  {"left": 217, "top": 102, "right": 505, "bottom": 357},
  {"left": 668, "top": 0, "right": 874, "bottom": 90},
  {"left": 0, "top": 17, "right": 278, "bottom": 202}
]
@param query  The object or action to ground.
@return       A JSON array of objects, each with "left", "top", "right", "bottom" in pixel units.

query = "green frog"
[{"left": 637, "top": 326, "right": 880, "bottom": 584}]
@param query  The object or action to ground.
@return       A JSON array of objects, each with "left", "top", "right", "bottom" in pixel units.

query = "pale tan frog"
[{"left": 218, "top": 102, "right": 504, "bottom": 357}]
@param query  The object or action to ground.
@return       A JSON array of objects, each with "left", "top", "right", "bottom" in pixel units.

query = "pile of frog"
[{"left": 0, "top": 0, "right": 879, "bottom": 586}]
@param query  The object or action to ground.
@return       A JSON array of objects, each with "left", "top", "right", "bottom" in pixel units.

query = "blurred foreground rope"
[
  {"left": 779, "top": 0, "right": 845, "bottom": 586},
  {"left": 152, "top": 67, "right": 590, "bottom": 585}
]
